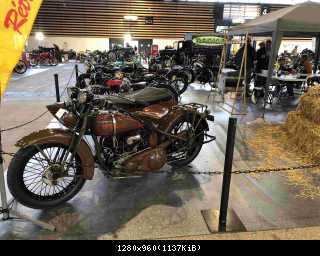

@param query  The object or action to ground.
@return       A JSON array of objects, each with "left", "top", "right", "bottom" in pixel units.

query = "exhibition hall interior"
[{"left": 1, "top": 0, "right": 320, "bottom": 241}]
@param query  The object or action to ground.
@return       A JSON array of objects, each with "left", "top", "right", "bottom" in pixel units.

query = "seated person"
[
  {"left": 299, "top": 54, "right": 313, "bottom": 77},
  {"left": 287, "top": 54, "right": 312, "bottom": 97}
]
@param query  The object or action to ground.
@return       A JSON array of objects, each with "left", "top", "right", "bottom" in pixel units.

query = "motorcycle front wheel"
[
  {"left": 166, "top": 115, "right": 205, "bottom": 167},
  {"left": 14, "top": 61, "right": 27, "bottom": 74},
  {"left": 7, "top": 144, "right": 86, "bottom": 209}
]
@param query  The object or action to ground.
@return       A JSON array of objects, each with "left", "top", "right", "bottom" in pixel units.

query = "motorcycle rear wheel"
[
  {"left": 168, "top": 73, "right": 189, "bottom": 95},
  {"left": 50, "top": 57, "right": 58, "bottom": 66},
  {"left": 166, "top": 115, "right": 205, "bottom": 167},
  {"left": 7, "top": 144, "right": 86, "bottom": 209}
]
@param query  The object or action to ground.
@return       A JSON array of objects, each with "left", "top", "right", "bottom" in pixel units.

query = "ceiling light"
[
  {"left": 124, "top": 15, "right": 138, "bottom": 21},
  {"left": 35, "top": 32, "right": 45, "bottom": 41}
]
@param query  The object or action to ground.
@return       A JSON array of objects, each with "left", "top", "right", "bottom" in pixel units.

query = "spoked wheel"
[
  {"left": 170, "top": 74, "right": 189, "bottom": 95},
  {"left": 166, "top": 115, "right": 205, "bottom": 167},
  {"left": 14, "top": 61, "right": 28, "bottom": 74},
  {"left": 7, "top": 144, "right": 86, "bottom": 209},
  {"left": 50, "top": 57, "right": 59, "bottom": 66}
]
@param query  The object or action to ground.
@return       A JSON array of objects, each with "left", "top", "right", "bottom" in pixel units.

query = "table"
[
  {"left": 256, "top": 73, "right": 309, "bottom": 105},
  {"left": 256, "top": 73, "right": 307, "bottom": 83}
]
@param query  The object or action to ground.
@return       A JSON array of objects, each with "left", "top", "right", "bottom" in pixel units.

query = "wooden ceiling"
[{"left": 33, "top": 0, "right": 216, "bottom": 39}]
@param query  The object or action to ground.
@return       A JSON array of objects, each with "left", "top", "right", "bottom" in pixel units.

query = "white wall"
[
  {"left": 279, "top": 40, "right": 313, "bottom": 54},
  {"left": 27, "top": 36, "right": 110, "bottom": 52},
  {"left": 27, "top": 36, "right": 185, "bottom": 52}
]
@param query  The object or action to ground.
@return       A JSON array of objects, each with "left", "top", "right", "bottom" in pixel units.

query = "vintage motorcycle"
[
  {"left": 192, "top": 57, "right": 216, "bottom": 86},
  {"left": 29, "top": 48, "right": 58, "bottom": 67},
  {"left": 7, "top": 87, "right": 215, "bottom": 209}
]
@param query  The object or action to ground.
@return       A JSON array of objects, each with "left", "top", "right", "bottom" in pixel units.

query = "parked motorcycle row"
[
  {"left": 7, "top": 75, "right": 217, "bottom": 210},
  {"left": 77, "top": 47, "right": 136, "bottom": 64},
  {"left": 6, "top": 45, "right": 219, "bottom": 209},
  {"left": 77, "top": 48, "right": 222, "bottom": 102}
]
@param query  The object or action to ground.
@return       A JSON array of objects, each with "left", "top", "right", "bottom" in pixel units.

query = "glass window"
[{"left": 223, "top": 4, "right": 260, "bottom": 24}]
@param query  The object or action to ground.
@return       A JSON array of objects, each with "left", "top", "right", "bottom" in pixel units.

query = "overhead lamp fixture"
[
  {"left": 35, "top": 32, "right": 45, "bottom": 41},
  {"left": 124, "top": 15, "right": 138, "bottom": 21}
]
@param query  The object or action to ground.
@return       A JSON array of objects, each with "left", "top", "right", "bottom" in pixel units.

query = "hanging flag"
[{"left": 0, "top": 0, "right": 43, "bottom": 97}]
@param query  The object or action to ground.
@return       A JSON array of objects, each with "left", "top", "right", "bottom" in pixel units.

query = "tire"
[
  {"left": 14, "top": 61, "right": 27, "bottom": 74},
  {"left": 168, "top": 72, "right": 189, "bottom": 95},
  {"left": 7, "top": 144, "right": 86, "bottom": 209},
  {"left": 50, "top": 57, "right": 58, "bottom": 66},
  {"left": 165, "top": 114, "right": 205, "bottom": 168}
]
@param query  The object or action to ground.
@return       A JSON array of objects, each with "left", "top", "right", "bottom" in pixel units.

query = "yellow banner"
[{"left": 0, "top": 0, "right": 43, "bottom": 97}]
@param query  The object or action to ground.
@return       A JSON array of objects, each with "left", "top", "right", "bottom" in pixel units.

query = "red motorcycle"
[{"left": 29, "top": 49, "right": 58, "bottom": 67}]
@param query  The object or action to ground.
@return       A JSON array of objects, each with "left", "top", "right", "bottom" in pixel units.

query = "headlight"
[{"left": 78, "top": 91, "right": 88, "bottom": 104}]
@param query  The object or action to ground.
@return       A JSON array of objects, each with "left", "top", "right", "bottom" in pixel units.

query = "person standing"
[{"left": 256, "top": 42, "right": 269, "bottom": 72}]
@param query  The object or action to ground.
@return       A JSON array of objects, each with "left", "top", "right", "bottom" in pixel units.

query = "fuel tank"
[{"left": 92, "top": 112, "right": 144, "bottom": 137}]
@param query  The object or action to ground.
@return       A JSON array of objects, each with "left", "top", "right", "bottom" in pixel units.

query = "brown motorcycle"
[{"left": 7, "top": 87, "right": 215, "bottom": 209}]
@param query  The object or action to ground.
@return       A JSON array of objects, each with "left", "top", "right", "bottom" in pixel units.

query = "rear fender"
[
  {"left": 16, "top": 129, "right": 95, "bottom": 180},
  {"left": 159, "top": 109, "right": 210, "bottom": 134}
]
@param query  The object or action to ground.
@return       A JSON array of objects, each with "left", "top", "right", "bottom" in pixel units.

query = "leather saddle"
[{"left": 105, "top": 87, "right": 175, "bottom": 107}]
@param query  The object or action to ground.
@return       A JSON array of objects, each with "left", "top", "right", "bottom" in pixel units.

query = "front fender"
[{"left": 16, "top": 129, "right": 95, "bottom": 180}]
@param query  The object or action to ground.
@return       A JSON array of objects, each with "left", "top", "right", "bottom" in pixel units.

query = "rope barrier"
[
  {"left": 3, "top": 146, "right": 317, "bottom": 176},
  {"left": 0, "top": 66, "right": 76, "bottom": 133}
]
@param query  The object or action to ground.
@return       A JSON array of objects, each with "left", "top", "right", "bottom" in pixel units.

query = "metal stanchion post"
[
  {"left": 0, "top": 132, "right": 9, "bottom": 220},
  {"left": 219, "top": 117, "right": 237, "bottom": 232},
  {"left": 75, "top": 64, "right": 79, "bottom": 81},
  {"left": 54, "top": 74, "right": 60, "bottom": 102}
]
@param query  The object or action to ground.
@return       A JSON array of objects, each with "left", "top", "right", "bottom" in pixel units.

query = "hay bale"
[
  {"left": 298, "top": 86, "right": 320, "bottom": 124},
  {"left": 285, "top": 111, "right": 320, "bottom": 162}
]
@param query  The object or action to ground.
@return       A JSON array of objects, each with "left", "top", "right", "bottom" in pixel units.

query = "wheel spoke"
[
  {"left": 21, "top": 145, "right": 82, "bottom": 199},
  {"left": 34, "top": 145, "right": 51, "bottom": 163}
]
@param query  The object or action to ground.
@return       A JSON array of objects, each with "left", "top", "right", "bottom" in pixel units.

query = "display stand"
[
  {"left": 0, "top": 83, "right": 55, "bottom": 232},
  {"left": 215, "top": 33, "right": 249, "bottom": 116},
  {"left": 222, "top": 33, "right": 249, "bottom": 116},
  {"left": 207, "top": 32, "right": 228, "bottom": 104}
]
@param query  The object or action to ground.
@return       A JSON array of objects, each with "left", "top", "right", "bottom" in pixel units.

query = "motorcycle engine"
[{"left": 101, "top": 132, "right": 144, "bottom": 163}]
